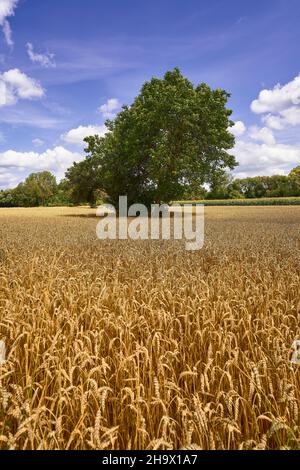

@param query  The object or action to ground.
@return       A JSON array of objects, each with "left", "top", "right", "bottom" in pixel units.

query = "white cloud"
[
  {"left": 32, "top": 138, "right": 44, "bottom": 147},
  {"left": 249, "top": 126, "right": 276, "bottom": 145},
  {"left": 62, "top": 125, "right": 107, "bottom": 146},
  {"left": 0, "top": 0, "right": 19, "bottom": 46},
  {"left": 262, "top": 107, "right": 300, "bottom": 130},
  {"left": 0, "top": 146, "right": 82, "bottom": 185},
  {"left": 232, "top": 140, "right": 300, "bottom": 178},
  {"left": 230, "top": 121, "right": 246, "bottom": 137},
  {"left": 279, "top": 106, "right": 300, "bottom": 126},
  {"left": 98, "top": 98, "right": 120, "bottom": 118},
  {"left": 0, "top": 76, "right": 15, "bottom": 106},
  {"left": 0, "top": 170, "right": 19, "bottom": 188},
  {"left": 234, "top": 77, "right": 300, "bottom": 177},
  {"left": 251, "top": 74, "right": 300, "bottom": 114},
  {"left": 0, "top": 69, "right": 44, "bottom": 107},
  {"left": 262, "top": 114, "right": 284, "bottom": 130},
  {"left": 26, "top": 42, "right": 56, "bottom": 68}
]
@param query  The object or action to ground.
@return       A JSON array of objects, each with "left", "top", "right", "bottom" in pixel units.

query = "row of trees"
[
  {"left": 208, "top": 169, "right": 300, "bottom": 200},
  {"left": 1, "top": 69, "right": 300, "bottom": 208},
  {"left": 2, "top": 166, "right": 300, "bottom": 208},
  {"left": 0, "top": 172, "right": 71, "bottom": 207}
]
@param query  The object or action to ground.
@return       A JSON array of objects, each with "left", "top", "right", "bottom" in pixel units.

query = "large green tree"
[
  {"left": 66, "top": 68, "right": 237, "bottom": 207},
  {"left": 64, "top": 156, "right": 103, "bottom": 206}
]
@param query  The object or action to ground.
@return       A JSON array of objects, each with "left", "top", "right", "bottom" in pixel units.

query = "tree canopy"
[
  {"left": 14, "top": 172, "right": 57, "bottom": 207},
  {"left": 0, "top": 171, "right": 65, "bottom": 208},
  {"left": 66, "top": 68, "right": 237, "bottom": 207}
]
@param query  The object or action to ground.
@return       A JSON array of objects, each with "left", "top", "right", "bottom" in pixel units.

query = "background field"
[{"left": 0, "top": 206, "right": 300, "bottom": 450}]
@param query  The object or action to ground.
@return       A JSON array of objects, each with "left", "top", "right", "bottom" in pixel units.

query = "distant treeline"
[
  {"left": 1, "top": 166, "right": 300, "bottom": 208},
  {"left": 207, "top": 168, "right": 300, "bottom": 200},
  {"left": 0, "top": 172, "right": 72, "bottom": 208}
]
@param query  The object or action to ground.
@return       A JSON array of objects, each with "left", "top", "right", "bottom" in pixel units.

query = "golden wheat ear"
[{"left": 0, "top": 340, "right": 6, "bottom": 365}]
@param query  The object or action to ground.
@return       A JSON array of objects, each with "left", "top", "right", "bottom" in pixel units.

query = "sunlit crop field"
[{"left": 0, "top": 206, "right": 300, "bottom": 450}]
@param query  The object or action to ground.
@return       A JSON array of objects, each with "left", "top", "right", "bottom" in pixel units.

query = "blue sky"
[{"left": 1, "top": 0, "right": 300, "bottom": 189}]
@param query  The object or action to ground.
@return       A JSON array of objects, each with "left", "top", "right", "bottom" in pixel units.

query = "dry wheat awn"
[{"left": 0, "top": 206, "right": 299, "bottom": 449}]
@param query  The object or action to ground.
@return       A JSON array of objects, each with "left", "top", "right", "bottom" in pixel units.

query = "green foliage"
[
  {"left": 289, "top": 165, "right": 300, "bottom": 179},
  {"left": 47, "top": 180, "right": 74, "bottom": 207},
  {"left": 64, "top": 157, "right": 103, "bottom": 206},
  {"left": 68, "top": 68, "right": 237, "bottom": 207},
  {"left": 207, "top": 172, "right": 244, "bottom": 199},
  {"left": 289, "top": 166, "right": 300, "bottom": 192},
  {"left": 0, "top": 189, "right": 16, "bottom": 207},
  {"left": 13, "top": 172, "right": 57, "bottom": 207},
  {"left": 0, "top": 172, "right": 59, "bottom": 208},
  {"left": 207, "top": 173, "right": 300, "bottom": 200}
]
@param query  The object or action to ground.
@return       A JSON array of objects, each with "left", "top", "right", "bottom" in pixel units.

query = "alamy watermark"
[{"left": 96, "top": 196, "right": 204, "bottom": 251}]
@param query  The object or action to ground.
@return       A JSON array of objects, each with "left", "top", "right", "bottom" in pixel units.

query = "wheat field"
[{"left": 0, "top": 206, "right": 299, "bottom": 450}]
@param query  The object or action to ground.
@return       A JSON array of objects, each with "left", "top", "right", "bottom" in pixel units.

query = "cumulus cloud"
[
  {"left": 251, "top": 74, "right": 300, "bottom": 132},
  {"left": 280, "top": 106, "right": 300, "bottom": 126},
  {"left": 229, "top": 75, "right": 300, "bottom": 177},
  {"left": 0, "top": 69, "right": 44, "bottom": 107},
  {"left": 98, "top": 98, "right": 120, "bottom": 118},
  {"left": 0, "top": 74, "right": 15, "bottom": 105},
  {"left": 230, "top": 121, "right": 246, "bottom": 137},
  {"left": 61, "top": 125, "right": 107, "bottom": 146},
  {"left": 0, "top": 0, "right": 19, "bottom": 46},
  {"left": 32, "top": 138, "right": 44, "bottom": 147},
  {"left": 0, "top": 169, "right": 19, "bottom": 188},
  {"left": 0, "top": 146, "right": 82, "bottom": 187},
  {"left": 249, "top": 126, "right": 276, "bottom": 145},
  {"left": 251, "top": 74, "right": 300, "bottom": 114},
  {"left": 232, "top": 140, "right": 300, "bottom": 178},
  {"left": 263, "top": 106, "right": 300, "bottom": 130},
  {"left": 26, "top": 42, "right": 56, "bottom": 68}
]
